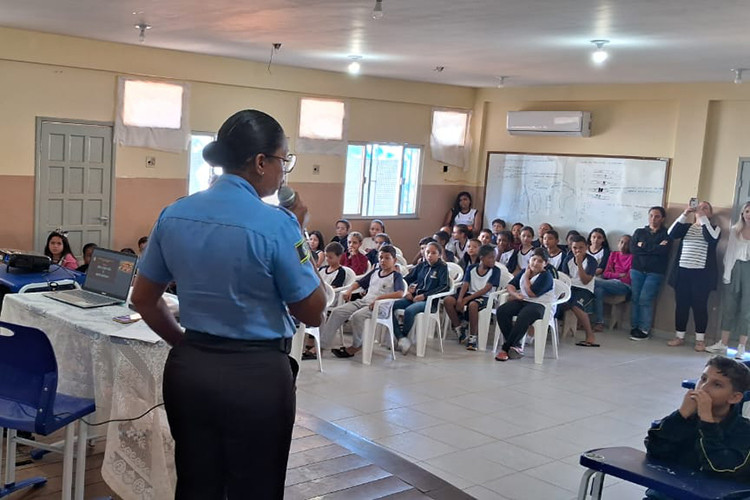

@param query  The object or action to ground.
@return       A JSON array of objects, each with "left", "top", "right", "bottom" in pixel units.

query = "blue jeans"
[
  {"left": 392, "top": 298, "right": 427, "bottom": 339},
  {"left": 630, "top": 270, "right": 664, "bottom": 333},
  {"left": 593, "top": 277, "right": 631, "bottom": 325}
]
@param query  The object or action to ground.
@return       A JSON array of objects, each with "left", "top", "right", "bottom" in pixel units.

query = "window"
[
  {"left": 343, "top": 143, "right": 422, "bottom": 217},
  {"left": 299, "top": 98, "right": 345, "bottom": 140}
]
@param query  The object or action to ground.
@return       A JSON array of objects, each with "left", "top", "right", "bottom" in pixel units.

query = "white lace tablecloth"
[{"left": 0, "top": 293, "right": 175, "bottom": 500}]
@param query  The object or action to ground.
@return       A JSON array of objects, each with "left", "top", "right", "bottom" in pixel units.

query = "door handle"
[{"left": 98, "top": 216, "right": 109, "bottom": 221}]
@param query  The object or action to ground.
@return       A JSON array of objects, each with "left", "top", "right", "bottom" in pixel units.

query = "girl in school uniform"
[
  {"left": 308, "top": 230, "right": 326, "bottom": 268},
  {"left": 514, "top": 226, "right": 535, "bottom": 274},
  {"left": 542, "top": 229, "right": 566, "bottom": 271},
  {"left": 592, "top": 235, "right": 633, "bottom": 332},
  {"left": 361, "top": 219, "right": 385, "bottom": 253},
  {"left": 443, "top": 191, "right": 480, "bottom": 235},
  {"left": 461, "top": 238, "right": 481, "bottom": 270},
  {"left": 705, "top": 201, "right": 750, "bottom": 357},
  {"left": 510, "top": 222, "right": 524, "bottom": 251},
  {"left": 340, "top": 231, "right": 369, "bottom": 275},
  {"left": 587, "top": 228, "right": 610, "bottom": 276},
  {"left": 533, "top": 222, "right": 553, "bottom": 248},
  {"left": 495, "top": 231, "right": 518, "bottom": 271},
  {"left": 451, "top": 224, "right": 471, "bottom": 261},
  {"left": 45, "top": 231, "right": 78, "bottom": 270},
  {"left": 667, "top": 201, "right": 720, "bottom": 352}
]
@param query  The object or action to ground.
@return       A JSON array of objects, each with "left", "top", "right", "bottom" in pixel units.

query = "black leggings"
[
  {"left": 496, "top": 300, "right": 546, "bottom": 352},
  {"left": 163, "top": 335, "right": 298, "bottom": 500},
  {"left": 674, "top": 267, "right": 711, "bottom": 333}
]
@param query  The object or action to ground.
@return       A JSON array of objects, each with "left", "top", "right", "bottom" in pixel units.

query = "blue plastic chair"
[{"left": 0, "top": 321, "right": 95, "bottom": 500}]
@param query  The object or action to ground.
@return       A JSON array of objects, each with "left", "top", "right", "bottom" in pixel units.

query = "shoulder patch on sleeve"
[{"left": 295, "top": 238, "right": 311, "bottom": 264}]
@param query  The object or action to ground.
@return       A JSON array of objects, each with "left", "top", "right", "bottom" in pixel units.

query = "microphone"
[{"left": 277, "top": 185, "right": 310, "bottom": 229}]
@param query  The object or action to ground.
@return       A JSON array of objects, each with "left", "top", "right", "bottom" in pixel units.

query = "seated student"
[
  {"left": 495, "top": 231, "right": 517, "bottom": 270},
  {"left": 533, "top": 222, "right": 553, "bottom": 248},
  {"left": 76, "top": 242, "right": 98, "bottom": 273},
  {"left": 340, "top": 231, "right": 369, "bottom": 275},
  {"left": 137, "top": 236, "right": 148, "bottom": 255},
  {"left": 490, "top": 218, "right": 506, "bottom": 244},
  {"left": 120, "top": 247, "right": 137, "bottom": 255},
  {"left": 331, "top": 218, "right": 350, "bottom": 253},
  {"left": 644, "top": 357, "right": 750, "bottom": 500},
  {"left": 443, "top": 245, "right": 501, "bottom": 351},
  {"left": 461, "top": 238, "right": 481, "bottom": 271},
  {"left": 307, "top": 230, "right": 326, "bottom": 268},
  {"left": 392, "top": 241, "right": 450, "bottom": 354},
  {"left": 361, "top": 219, "right": 385, "bottom": 253},
  {"left": 433, "top": 230, "right": 456, "bottom": 263},
  {"left": 514, "top": 226, "right": 535, "bottom": 274},
  {"left": 593, "top": 235, "right": 633, "bottom": 333},
  {"left": 587, "top": 227, "right": 610, "bottom": 276},
  {"left": 318, "top": 242, "right": 347, "bottom": 288},
  {"left": 495, "top": 248, "right": 554, "bottom": 361},
  {"left": 45, "top": 231, "right": 78, "bottom": 270},
  {"left": 560, "top": 235, "right": 600, "bottom": 346},
  {"left": 320, "top": 245, "right": 404, "bottom": 358},
  {"left": 510, "top": 222, "right": 524, "bottom": 250},
  {"left": 478, "top": 228, "right": 494, "bottom": 247},
  {"left": 451, "top": 224, "right": 471, "bottom": 261},
  {"left": 366, "top": 232, "right": 397, "bottom": 264},
  {"left": 562, "top": 229, "right": 581, "bottom": 252},
  {"left": 411, "top": 236, "right": 436, "bottom": 266},
  {"left": 542, "top": 229, "right": 566, "bottom": 271}
]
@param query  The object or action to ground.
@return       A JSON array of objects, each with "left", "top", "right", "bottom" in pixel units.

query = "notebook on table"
[{"left": 44, "top": 248, "right": 138, "bottom": 308}]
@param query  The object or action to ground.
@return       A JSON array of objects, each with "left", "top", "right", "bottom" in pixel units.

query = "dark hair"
[
  {"left": 478, "top": 244, "right": 495, "bottom": 259},
  {"left": 419, "top": 236, "right": 436, "bottom": 246},
  {"left": 45, "top": 232, "right": 74, "bottom": 260},
  {"left": 370, "top": 219, "right": 386, "bottom": 232},
  {"left": 491, "top": 218, "right": 506, "bottom": 228},
  {"left": 468, "top": 238, "right": 481, "bottom": 245},
  {"left": 137, "top": 236, "right": 148, "bottom": 246},
  {"left": 706, "top": 357, "right": 750, "bottom": 393},
  {"left": 532, "top": 247, "right": 549, "bottom": 261},
  {"left": 569, "top": 235, "right": 586, "bottom": 245},
  {"left": 450, "top": 191, "right": 473, "bottom": 222},
  {"left": 308, "top": 230, "right": 325, "bottom": 251},
  {"left": 511, "top": 222, "right": 523, "bottom": 230},
  {"left": 434, "top": 231, "right": 450, "bottom": 245},
  {"left": 82, "top": 242, "right": 98, "bottom": 254},
  {"left": 425, "top": 241, "right": 443, "bottom": 254},
  {"left": 587, "top": 228, "right": 610, "bottom": 250},
  {"left": 324, "top": 241, "right": 344, "bottom": 256},
  {"left": 649, "top": 206, "right": 667, "bottom": 219},
  {"left": 520, "top": 226, "right": 534, "bottom": 237},
  {"left": 202, "top": 109, "right": 285, "bottom": 171},
  {"left": 379, "top": 245, "right": 397, "bottom": 259},
  {"left": 120, "top": 247, "right": 137, "bottom": 255},
  {"left": 498, "top": 230, "right": 513, "bottom": 242},
  {"left": 566, "top": 230, "right": 581, "bottom": 240},
  {"left": 376, "top": 233, "right": 391, "bottom": 244},
  {"left": 454, "top": 224, "right": 471, "bottom": 239},
  {"left": 538, "top": 222, "right": 553, "bottom": 233},
  {"left": 544, "top": 230, "right": 559, "bottom": 241},
  {"left": 479, "top": 228, "right": 493, "bottom": 237},
  {"left": 336, "top": 219, "right": 351, "bottom": 231}
]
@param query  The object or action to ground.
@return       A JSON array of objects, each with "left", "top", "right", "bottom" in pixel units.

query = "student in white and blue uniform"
[{"left": 132, "top": 109, "right": 326, "bottom": 500}]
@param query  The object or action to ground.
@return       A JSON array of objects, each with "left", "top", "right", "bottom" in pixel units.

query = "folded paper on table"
[{"left": 111, "top": 320, "right": 165, "bottom": 343}]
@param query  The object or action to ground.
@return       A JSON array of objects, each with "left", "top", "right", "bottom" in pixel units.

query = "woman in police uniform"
[{"left": 132, "top": 109, "right": 326, "bottom": 499}]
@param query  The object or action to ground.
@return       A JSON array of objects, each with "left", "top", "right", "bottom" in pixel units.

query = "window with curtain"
[{"left": 430, "top": 108, "right": 471, "bottom": 169}]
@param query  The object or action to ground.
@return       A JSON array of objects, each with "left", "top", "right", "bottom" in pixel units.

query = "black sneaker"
[{"left": 630, "top": 330, "right": 649, "bottom": 341}]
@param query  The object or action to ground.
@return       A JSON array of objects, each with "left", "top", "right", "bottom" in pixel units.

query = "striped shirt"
[{"left": 679, "top": 224, "right": 709, "bottom": 269}]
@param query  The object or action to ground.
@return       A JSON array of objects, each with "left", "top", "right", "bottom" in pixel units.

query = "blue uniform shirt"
[{"left": 138, "top": 174, "right": 320, "bottom": 340}]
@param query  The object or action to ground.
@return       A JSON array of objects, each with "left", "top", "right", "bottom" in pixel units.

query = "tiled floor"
[{"left": 296, "top": 327, "right": 713, "bottom": 499}]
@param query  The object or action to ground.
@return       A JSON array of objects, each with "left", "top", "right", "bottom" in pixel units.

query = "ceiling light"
[
  {"left": 733, "top": 68, "right": 746, "bottom": 84},
  {"left": 348, "top": 56, "right": 362, "bottom": 75},
  {"left": 134, "top": 22, "right": 151, "bottom": 43},
  {"left": 591, "top": 39, "right": 609, "bottom": 64},
  {"left": 372, "top": 0, "right": 384, "bottom": 20},
  {"left": 496, "top": 76, "right": 507, "bottom": 88}
]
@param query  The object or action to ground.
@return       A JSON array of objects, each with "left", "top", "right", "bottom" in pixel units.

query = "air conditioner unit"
[{"left": 507, "top": 111, "right": 591, "bottom": 137}]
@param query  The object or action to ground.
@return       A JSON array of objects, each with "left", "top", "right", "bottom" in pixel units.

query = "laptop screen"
[{"left": 83, "top": 248, "right": 138, "bottom": 299}]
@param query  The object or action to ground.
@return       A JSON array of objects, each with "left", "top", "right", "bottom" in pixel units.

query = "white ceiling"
[{"left": 2, "top": 0, "right": 750, "bottom": 88}]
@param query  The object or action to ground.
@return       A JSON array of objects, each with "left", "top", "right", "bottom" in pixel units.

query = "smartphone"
[
  {"left": 689, "top": 197, "right": 698, "bottom": 209},
  {"left": 113, "top": 313, "right": 142, "bottom": 324}
]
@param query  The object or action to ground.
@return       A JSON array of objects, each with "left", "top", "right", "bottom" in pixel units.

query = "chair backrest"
[
  {"left": 557, "top": 273, "right": 572, "bottom": 287},
  {"left": 446, "top": 262, "right": 464, "bottom": 284},
  {"left": 341, "top": 266, "right": 357, "bottom": 287},
  {"left": 551, "top": 279, "right": 571, "bottom": 305},
  {"left": 322, "top": 282, "right": 337, "bottom": 307},
  {"left": 0, "top": 321, "right": 59, "bottom": 434},
  {"left": 495, "top": 263, "right": 513, "bottom": 289}
]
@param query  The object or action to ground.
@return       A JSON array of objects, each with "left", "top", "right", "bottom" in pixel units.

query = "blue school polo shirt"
[{"left": 138, "top": 174, "right": 320, "bottom": 340}]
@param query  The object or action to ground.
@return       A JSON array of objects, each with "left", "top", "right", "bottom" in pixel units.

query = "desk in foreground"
[{"left": 578, "top": 446, "right": 750, "bottom": 500}]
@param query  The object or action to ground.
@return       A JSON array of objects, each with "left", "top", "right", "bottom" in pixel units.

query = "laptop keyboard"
[{"left": 64, "top": 289, "right": 117, "bottom": 305}]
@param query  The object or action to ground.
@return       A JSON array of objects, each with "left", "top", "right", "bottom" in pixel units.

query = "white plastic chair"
[
  {"left": 440, "top": 262, "right": 465, "bottom": 335},
  {"left": 477, "top": 263, "right": 514, "bottom": 351},
  {"left": 492, "top": 278, "right": 571, "bottom": 365},
  {"left": 410, "top": 275, "right": 456, "bottom": 357},
  {"left": 291, "top": 282, "right": 336, "bottom": 372},
  {"left": 361, "top": 278, "right": 407, "bottom": 365},
  {"left": 330, "top": 266, "right": 357, "bottom": 345}
]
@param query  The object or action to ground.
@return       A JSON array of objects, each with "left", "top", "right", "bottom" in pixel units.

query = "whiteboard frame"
[{"left": 482, "top": 151, "right": 671, "bottom": 231}]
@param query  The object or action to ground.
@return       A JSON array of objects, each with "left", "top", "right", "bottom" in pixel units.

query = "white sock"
[
  {"left": 675, "top": 331, "right": 686, "bottom": 340},
  {"left": 695, "top": 333, "right": 705, "bottom": 342}
]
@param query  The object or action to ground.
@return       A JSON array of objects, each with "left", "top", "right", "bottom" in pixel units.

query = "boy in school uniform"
[
  {"left": 644, "top": 357, "right": 750, "bottom": 499},
  {"left": 560, "top": 235, "right": 600, "bottom": 347},
  {"left": 320, "top": 245, "right": 404, "bottom": 358},
  {"left": 444, "top": 245, "right": 501, "bottom": 351},
  {"left": 331, "top": 219, "right": 350, "bottom": 253},
  {"left": 318, "top": 242, "right": 347, "bottom": 288},
  {"left": 491, "top": 218, "right": 506, "bottom": 244}
]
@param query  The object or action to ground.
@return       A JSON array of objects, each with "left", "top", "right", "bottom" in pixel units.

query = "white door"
[{"left": 36, "top": 120, "right": 113, "bottom": 256}]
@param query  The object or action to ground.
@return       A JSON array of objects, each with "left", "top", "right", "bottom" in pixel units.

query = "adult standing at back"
[
  {"left": 131, "top": 109, "right": 327, "bottom": 499},
  {"left": 443, "top": 191, "right": 481, "bottom": 235},
  {"left": 629, "top": 206, "right": 671, "bottom": 341},
  {"left": 666, "top": 200, "right": 720, "bottom": 351}
]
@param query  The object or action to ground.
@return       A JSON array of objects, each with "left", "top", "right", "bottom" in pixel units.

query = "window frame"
[{"left": 342, "top": 141, "right": 424, "bottom": 220}]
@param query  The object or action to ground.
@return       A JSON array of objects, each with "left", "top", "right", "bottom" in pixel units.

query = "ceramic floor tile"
[
  {"left": 505, "top": 430, "right": 587, "bottom": 460},
  {"left": 471, "top": 441, "right": 555, "bottom": 471},
  {"left": 408, "top": 400, "right": 482, "bottom": 423},
  {"left": 462, "top": 485, "right": 512, "bottom": 499},
  {"left": 415, "top": 461, "right": 475, "bottom": 490},
  {"left": 374, "top": 406, "right": 446, "bottom": 431},
  {"left": 333, "top": 414, "right": 410, "bottom": 440},
  {"left": 601, "top": 478, "right": 649, "bottom": 499},
  {"left": 373, "top": 431, "right": 458, "bottom": 461},
  {"left": 425, "top": 449, "right": 515, "bottom": 484},
  {"left": 523, "top": 460, "right": 591, "bottom": 493},
  {"left": 460, "top": 414, "right": 529, "bottom": 440},
  {"left": 417, "top": 423, "right": 497, "bottom": 449},
  {"left": 482, "top": 471, "right": 574, "bottom": 500}
]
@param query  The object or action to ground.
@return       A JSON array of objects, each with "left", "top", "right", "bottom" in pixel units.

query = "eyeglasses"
[{"left": 264, "top": 153, "right": 297, "bottom": 173}]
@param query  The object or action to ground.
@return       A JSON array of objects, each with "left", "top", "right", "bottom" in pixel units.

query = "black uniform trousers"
[
  {"left": 496, "top": 300, "right": 546, "bottom": 352},
  {"left": 163, "top": 331, "right": 298, "bottom": 499}
]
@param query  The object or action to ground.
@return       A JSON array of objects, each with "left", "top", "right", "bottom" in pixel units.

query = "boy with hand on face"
[
  {"left": 560, "top": 235, "right": 600, "bottom": 347},
  {"left": 644, "top": 357, "right": 750, "bottom": 499}
]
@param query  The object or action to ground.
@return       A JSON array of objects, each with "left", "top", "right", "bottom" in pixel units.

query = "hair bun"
[{"left": 202, "top": 140, "right": 234, "bottom": 167}]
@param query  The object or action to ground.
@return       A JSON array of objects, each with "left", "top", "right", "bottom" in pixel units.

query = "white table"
[{"left": 0, "top": 293, "right": 174, "bottom": 500}]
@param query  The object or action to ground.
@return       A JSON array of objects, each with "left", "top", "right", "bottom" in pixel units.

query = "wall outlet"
[
  {"left": 146, "top": 156, "right": 156, "bottom": 168},
  {"left": 443, "top": 165, "right": 449, "bottom": 173},
  {"left": 312, "top": 164, "right": 320, "bottom": 175}
]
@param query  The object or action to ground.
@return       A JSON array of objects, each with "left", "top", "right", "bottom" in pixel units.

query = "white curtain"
[{"left": 430, "top": 108, "right": 472, "bottom": 170}]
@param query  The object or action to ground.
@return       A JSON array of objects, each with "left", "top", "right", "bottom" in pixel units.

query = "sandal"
[
  {"left": 576, "top": 340, "right": 600, "bottom": 347},
  {"left": 694, "top": 340, "right": 706, "bottom": 352},
  {"left": 301, "top": 350, "right": 318, "bottom": 360},
  {"left": 331, "top": 347, "right": 355, "bottom": 358},
  {"left": 666, "top": 338, "right": 684, "bottom": 347}
]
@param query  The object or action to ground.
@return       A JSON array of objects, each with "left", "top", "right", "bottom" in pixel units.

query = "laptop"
[{"left": 44, "top": 248, "right": 138, "bottom": 308}]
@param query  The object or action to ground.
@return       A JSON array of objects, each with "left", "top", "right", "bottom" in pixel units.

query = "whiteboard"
[{"left": 483, "top": 153, "right": 669, "bottom": 242}]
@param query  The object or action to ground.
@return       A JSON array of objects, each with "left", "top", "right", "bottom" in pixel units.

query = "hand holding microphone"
[{"left": 278, "top": 185, "right": 310, "bottom": 230}]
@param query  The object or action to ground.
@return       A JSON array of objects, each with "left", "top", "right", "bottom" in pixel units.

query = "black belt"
[{"left": 184, "top": 329, "right": 292, "bottom": 354}]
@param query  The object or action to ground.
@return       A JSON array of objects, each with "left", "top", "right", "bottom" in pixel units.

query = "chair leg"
[
  {"left": 550, "top": 320, "right": 559, "bottom": 359},
  {"left": 435, "top": 316, "right": 443, "bottom": 353},
  {"left": 414, "top": 315, "right": 426, "bottom": 357},
  {"left": 74, "top": 420, "right": 88, "bottom": 500},
  {"left": 361, "top": 320, "right": 375, "bottom": 365},
  {"left": 62, "top": 424, "right": 75, "bottom": 500},
  {"left": 387, "top": 324, "right": 396, "bottom": 360},
  {"left": 290, "top": 324, "right": 306, "bottom": 364},
  {"left": 311, "top": 328, "right": 323, "bottom": 372},
  {"left": 3, "top": 428, "right": 14, "bottom": 486}
]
